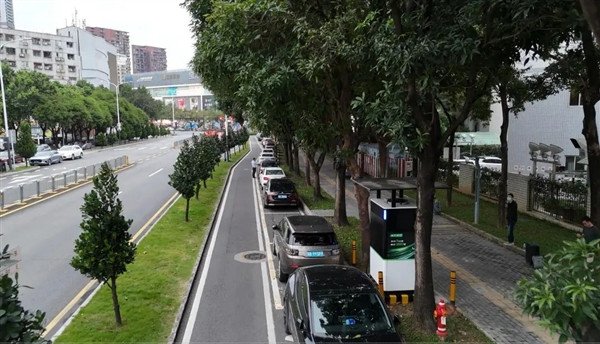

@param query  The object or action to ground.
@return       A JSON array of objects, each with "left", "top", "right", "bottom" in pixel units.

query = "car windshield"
[
  {"left": 261, "top": 160, "right": 278, "bottom": 168},
  {"left": 270, "top": 181, "right": 295, "bottom": 192},
  {"left": 34, "top": 151, "right": 52, "bottom": 157},
  {"left": 59, "top": 147, "right": 72, "bottom": 151},
  {"left": 266, "top": 169, "right": 283, "bottom": 175},
  {"left": 310, "top": 292, "right": 393, "bottom": 339},
  {"left": 291, "top": 233, "right": 336, "bottom": 246}
]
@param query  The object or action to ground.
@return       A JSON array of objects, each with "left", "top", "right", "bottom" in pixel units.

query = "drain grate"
[{"left": 234, "top": 250, "right": 268, "bottom": 263}]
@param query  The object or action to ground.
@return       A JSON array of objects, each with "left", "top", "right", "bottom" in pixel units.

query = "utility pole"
[{"left": 474, "top": 157, "right": 481, "bottom": 224}]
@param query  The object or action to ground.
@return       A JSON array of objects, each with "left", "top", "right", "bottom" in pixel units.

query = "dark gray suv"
[{"left": 272, "top": 216, "right": 342, "bottom": 282}]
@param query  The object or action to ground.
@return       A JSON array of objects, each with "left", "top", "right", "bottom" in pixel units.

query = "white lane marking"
[
  {"left": 148, "top": 168, "right": 163, "bottom": 178},
  {"left": 138, "top": 147, "right": 147, "bottom": 151},
  {"left": 118, "top": 191, "right": 123, "bottom": 195},
  {"left": 9, "top": 174, "right": 42, "bottom": 184},
  {"left": 0, "top": 177, "right": 6, "bottom": 181},
  {"left": 252, "top": 178, "right": 277, "bottom": 344},
  {"left": 253, "top": 175, "right": 284, "bottom": 310},
  {"left": 160, "top": 146, "right": 168, "bottom": 150},
  {"left": 181, "top": 154, "right": 243, "bottom": 344}
]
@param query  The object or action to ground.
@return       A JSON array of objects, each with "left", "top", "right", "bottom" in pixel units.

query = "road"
[
  {"left": 177, "top": 136, "right": 302, "bottom": 343},
  {"left": 0, "top": 132, "right": 193, "bottom": 331}
]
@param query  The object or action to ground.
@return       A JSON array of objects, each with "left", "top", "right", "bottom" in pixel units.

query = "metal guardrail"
[{"left": 0, "top": 156, "right": 128, "bottom": 210}]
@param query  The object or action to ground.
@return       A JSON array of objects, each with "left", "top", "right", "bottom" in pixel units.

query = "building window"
[
  {"left": 42, "top": 39, "right": 51, "bottom": 46},
  {"left": 20, "top": 48, "right": 27, "bottom": 54},
  {"left": 67, "top": 53, "right": 75, "bottom": 60},
  {"left": 4, "top": 60, "right": 16, "bottom": 67},
  {"left": 43, "top": 51, "right": 52, "bottom": 58},
  {"left": 69, "top": 77, "right": 77, "bottom": 81},
  {"left": 565, "top": 156, "right": 586, "bottom": 172},
  {"left": 21, "top": 61, "right": 28, "bottom": 68},
  {"left": 34, "top": 62, "right": 43, "bottom": 70},
  {"left": 44, "top": 63, "right": 53, "bottom": 71},
  {"left": 569, "top": 90, "right": 582, "bottom": 106},
  {"left": 33, "top": 50, "right": 41, "bottom": 57},
  {"left": 68, "top": 65, "right": 76, "bottom": 73},
  {"left": 5, "top": 47, "right": 15, "bottom": 55},
  {"left": 5, "top": 34, "right": 15, "bottom": 41},
  {"left": 31, "top": 37, "right": 41, "bottom": 45},
  {"left": 66, "top": 42, "right": 74, "bottom": 48}
]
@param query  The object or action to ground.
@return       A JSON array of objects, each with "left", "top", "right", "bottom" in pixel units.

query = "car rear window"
[
  {"left": 291, "top": 233, "right": 336, "bottom": 246},
  {"left": 270, "top": 180, "right": 295, "bottom": 192},
  {"left": 261, "top": 160, "right": 278, "bottom": 167},
  {"left": 266, "top": 169, "right": 284, "bottom": 175}
]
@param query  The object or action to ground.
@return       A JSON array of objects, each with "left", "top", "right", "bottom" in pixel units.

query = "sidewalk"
[{"left": 298, "top": 153, "right": 557, "bottom": 344}]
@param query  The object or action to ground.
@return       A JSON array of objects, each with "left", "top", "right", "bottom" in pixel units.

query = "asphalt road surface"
[
  {"left": 0, "top": 132, "right": 193, "bottom": 330},
  {"left": 177, "top": 136, "right": 303, "bottom": 343}
]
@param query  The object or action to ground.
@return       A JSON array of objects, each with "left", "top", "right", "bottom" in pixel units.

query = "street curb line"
[
  {"left": 167, "top": 143, "right": 250, "bottom": 344},
  {"left": 0, "top": 166, "right": 41, "bottom": 178},
  {"left": 0, "top": 163, "right": 135, "bottom": 219},
  {"left": 440, "top": 213, "right": 526, "bottom": 256}
]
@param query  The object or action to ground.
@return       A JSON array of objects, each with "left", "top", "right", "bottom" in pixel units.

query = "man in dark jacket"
[
  {"left": 505, "top": 193, "right": 518, "bottom": 245},
  {"left": 580, "top": 216, "right": 600, "bottom": 244}
]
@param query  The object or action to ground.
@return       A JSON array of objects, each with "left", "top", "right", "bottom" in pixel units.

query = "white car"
[
  {"left": 470, "top": 156, "right": 501, "bottom": 171},
  {"left": 58, "top": 145, "right": 83, "bottom": 160},
  {"left": 259, "top": 167, "right": 286, "bottom": 188},
  {"left": 258, "top": 152, "right": 276, "bottom": 163}
]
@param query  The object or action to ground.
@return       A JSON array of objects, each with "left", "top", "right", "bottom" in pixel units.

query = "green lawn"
[
  {"left": 438, "top": 190, "right": 576, "bottom": 254},
  {"left": 281, "top": 166, "right": 335, "bottom": 210},
  {"left": 55, "top": 146, "right": 249, "bottom": 343}
]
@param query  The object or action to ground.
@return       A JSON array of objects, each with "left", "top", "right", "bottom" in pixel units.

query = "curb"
[
  {"left": 440, "top": 213, "right": 526, "bottom": 256},
  {"left": 0, "top": 166, "right": 41, "bottom": 178},
  {"left": 167, "top": 145, "right": 250, "bottom": 344}
]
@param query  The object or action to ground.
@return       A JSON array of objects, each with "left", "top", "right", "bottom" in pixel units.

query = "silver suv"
[{"left": 272, "top": 216, "right": 342, "bottom": 282}]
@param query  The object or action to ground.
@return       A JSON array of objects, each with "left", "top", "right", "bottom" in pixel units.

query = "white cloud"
[{"left": 13, "top": 0, "right": 195, "bottom": 70}]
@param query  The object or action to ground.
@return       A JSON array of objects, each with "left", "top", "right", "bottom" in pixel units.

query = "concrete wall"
[
  {"left": 458, "top": 164, "right": 475, "bottom": 194},
  {"left": 506, "top": 173, "right": 530, "bottom": 212}
]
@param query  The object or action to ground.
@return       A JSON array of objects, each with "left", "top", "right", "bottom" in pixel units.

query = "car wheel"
[
  {"left": 278, "top": 258, "right": 288, "bottom": 283},
  {"left": 284, "top": 303, "right": 292, "bottom": 335},
  {"left": 71, "top": 154, "right": 75, "bottom": 160},
  {"left": 272, "top": 242, "right": 277, "bottom": 256},
  {"left": 48, "top": 159, "right": 52, "bottom": 166},
  {"left": 80, "top": 153, "right": 83, "bottom": 159}
]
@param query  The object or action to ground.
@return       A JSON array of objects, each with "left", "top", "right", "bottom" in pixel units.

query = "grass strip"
[
  {"left": 435, "top": 190, "right": 575, "bottom": 254},
  {"left": 55, "top": 146, "right": 249, "bottom": 343},
  {"left": 280, "top": 165, "right": 335, "bottom": 210}
]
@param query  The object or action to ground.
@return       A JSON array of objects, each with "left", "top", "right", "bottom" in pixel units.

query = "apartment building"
[
  {"left": 0, "top": 27, "right": 81, "bottom": 84},
  {"left": 86, "top": 26, "right": 131, "bottom": 81},
  {"left": 132, "top": 45, "right": 167, "bottom": 73},
  {"left": 0, "top": 0, "right": 14, "bottom": 29}
]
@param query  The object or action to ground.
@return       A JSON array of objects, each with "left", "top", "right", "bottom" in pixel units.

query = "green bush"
[
  {"left": 107, "top": 133, "right": 118, "bottom": 145},
  {"left": 95, "top": 133, "right": 107, "bottom": 146}
]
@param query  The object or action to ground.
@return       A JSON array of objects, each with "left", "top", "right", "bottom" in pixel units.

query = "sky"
[{"left": 13, "top": 0, "right": 196, "bottom": 70}]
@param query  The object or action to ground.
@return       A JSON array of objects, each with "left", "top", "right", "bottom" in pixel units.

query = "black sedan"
[
  {"left": 29, "top": 150, "right": 62, "bottom": 165},
  {"left": 284, "top": 265, "right": 403, "bottom": 343}
]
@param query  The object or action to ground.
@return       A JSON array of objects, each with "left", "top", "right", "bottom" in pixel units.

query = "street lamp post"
[{"left": 1, "top": 37, "right": 32, "bottom": 171}]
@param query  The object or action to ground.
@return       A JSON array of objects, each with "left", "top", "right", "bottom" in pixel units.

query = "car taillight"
[
  {"left": 285, "top": 248, "right": 299, "bottom": 256},
  {"left": 263, "top": 176, "right": 269, "bottom": 181},
  {"left": 268, "top": 192, "right": 278, "bottom": 196}
]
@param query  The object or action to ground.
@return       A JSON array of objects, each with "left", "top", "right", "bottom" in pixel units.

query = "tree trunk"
[
  {"left": 293, "top": 142, "right": 301, "bottom": 176},
  {"left": 109, "top": 276, "right": 123, "bottom": 326},
  {"left": 305, "top": 153, "right": 312, "bottom": 186},
  {"left": 334, "top": 162, "right": 349, "bottom": 226},
  {"left": 185, "top": 197, "right": 190, "bottom": 222},
  {"left": 195, "top": 183, "right": 200, "bottom": 199},
  {"left": 413, "top": 146, "right": 438, "bottom": 332},
  {"left": 579, "top": 0, "right": 600, "bottom": 47},
  {"left": 498, "top": 84, "right": 510, "bottom": 229},
  {"left": 446, "top": 133, "right": 455, "bottom": 206},
  {"left": 203, "top": 179, "right": 207, "bottom": 188},
  {"left": 377, "top": 140, "right": 388, "bottom": 178}
]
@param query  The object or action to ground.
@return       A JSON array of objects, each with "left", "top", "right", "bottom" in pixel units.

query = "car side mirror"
[{"left": 272, "top": 224, "right": 280, "bottom": 230}]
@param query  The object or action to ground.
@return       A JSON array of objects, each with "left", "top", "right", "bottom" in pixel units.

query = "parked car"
[
  {"left": 257, "top": 133, "right": 263, "bottom": 141},
  {"left": 258, "top": 152, "right": 277, "bottom": 164},
  {"left": 469, "top": 156, "right": 502, "bottom": 171},
  {"left": 29, "top": 150, "right": 62, "bottom": 165},
  {"left": 58, "top": 145, "right": 83, "bottom": 160},
  {"left": 259, "top": 158, "right": 279, "bottom": 175},
  {"left": 80, "top": 142, "right": 94, "bottom": 150},
  {"left": 262, "top": 148, "right": 275, "bottom": 155},
  {"left": 259, "top": 167, "right": 286, "bottom": 188},
  {"left": 272, "top": 216, "right": 342, "bottom": 282},
  {"left": 36, "top": 144, "right": 51, "bottom": 152},
  {"left": 283, "top": 265, "right": 403, "bottom": 343},
  {"left": 263, "top": 178, "right": 299, "bottom": 208},
  {"left": 0, "top": 151, "right": 24, "bottom": 164},
  {"left": 263, "top": 138, "right": 275, "bottom": 147}
]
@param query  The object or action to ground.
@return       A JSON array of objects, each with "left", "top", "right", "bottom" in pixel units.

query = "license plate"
[
  {"left": 307, "top": 251, "right": 324, "bottom": 257},
  {"left": 277, "top": 195, "right": 287, "bottom": 199}
]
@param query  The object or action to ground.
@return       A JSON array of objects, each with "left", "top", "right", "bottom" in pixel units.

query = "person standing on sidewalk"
[
  {"left": 251, "top": 158, "right": 257, "bottom": 178},
  {"left": 579, "top": 216, "right": 600, "bottom": 244},
  {"left": 505, "top": 193, "right": 518, "bottom": 245}
]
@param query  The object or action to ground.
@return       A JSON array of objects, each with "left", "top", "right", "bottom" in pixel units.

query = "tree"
[
  {"left": 516, "top": 239, "right": 600, "bottom": 343},
  {"left": 15, "top": 121, "right": 37, "bottom": 166},
  {"left": 169, "top": 141, "right": 197, "bottom": 221},
  {"left": 71, "top": 163, "right": 136, "bottom": 326}
]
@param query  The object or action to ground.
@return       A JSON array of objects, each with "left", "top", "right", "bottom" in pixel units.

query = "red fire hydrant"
[{"left": 433, "top": 299, "right": 448, "bottom": 341}]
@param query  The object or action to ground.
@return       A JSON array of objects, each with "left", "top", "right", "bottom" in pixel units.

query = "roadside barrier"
[{"left": 0, "top": 155, "right": 128, "bottom": 210}]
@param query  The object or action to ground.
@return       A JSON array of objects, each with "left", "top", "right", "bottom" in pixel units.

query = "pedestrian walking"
[
  {"left": 505, "top": 193, "right": 518, "bottom": 245},
  {"left": 251, "top": 158, "right": 257, "bottom": 178},
  {"left": 579, "top": 216, "right": 600, "bottom": 244}
]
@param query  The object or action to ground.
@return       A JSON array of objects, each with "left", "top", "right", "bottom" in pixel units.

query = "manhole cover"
[{"left": 234, "top": 251, "right": 267, "bottom": 263}]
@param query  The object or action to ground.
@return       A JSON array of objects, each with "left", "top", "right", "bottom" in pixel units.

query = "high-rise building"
[
  {"left": 0, "top": 27, "right": 81, "bottom": 84},
  {"left": 0, "top": 0, "right": 14, "bottom": 29},
  {"left": 85, "top": 26, "right": 131, "bottom": 80},
  {"left": 131, "top": 45, "right": 166, "bottom": 73}
]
